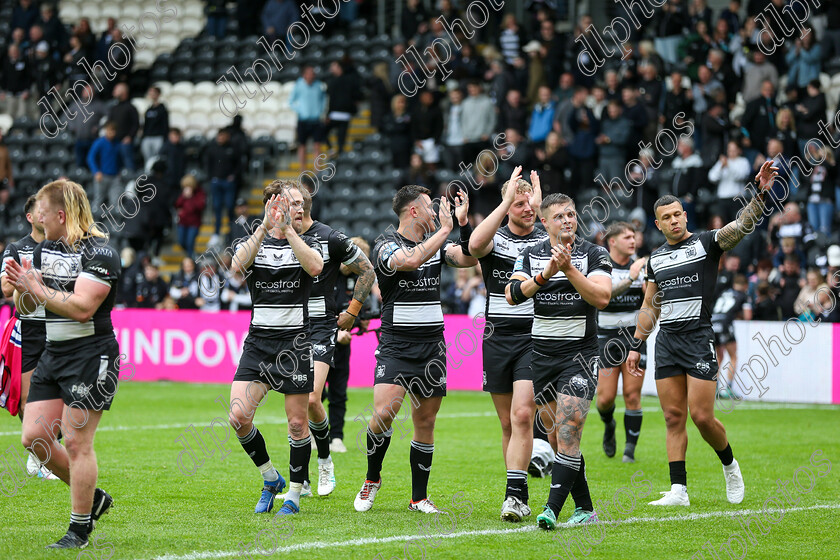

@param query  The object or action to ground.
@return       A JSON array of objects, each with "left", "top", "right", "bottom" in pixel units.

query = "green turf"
[{"left": 1, "top": 382, "right": 838, "bottom": 560}]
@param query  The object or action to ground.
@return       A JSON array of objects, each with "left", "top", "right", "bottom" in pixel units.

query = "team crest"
[
  {"left": 686, "top": 245, "right": 697, "bottom": 258},
  {"left": 376, "top": 365, "right": 386, "bottom": 378}
]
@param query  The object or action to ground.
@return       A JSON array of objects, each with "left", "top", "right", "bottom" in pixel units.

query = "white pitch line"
[
  {"left": 145, "top": 503, "right": 840, "bottom": 560},
  {"left": 0, "top": 403, "right": 835, "bottom": 437}
]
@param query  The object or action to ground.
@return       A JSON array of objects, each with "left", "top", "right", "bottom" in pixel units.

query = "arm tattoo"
[
  {"left": 346, "top": 256, "right": 375, "bottom": 303},
  {"left": 611, "top": 276, "right": 633, "bottom": 297},
  {"left": 717, "top": 193, "right": 767, "bottom": 251},
  {"left": 445, "top": 250, "right": 459, "bottom": 267}
]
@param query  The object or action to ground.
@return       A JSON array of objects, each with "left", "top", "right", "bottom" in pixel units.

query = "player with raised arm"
[
  {"left": 0, "top": 195, "right": 59, "bottom": 479},
  {"left": 299, "top": 198, "right": 375, "bottom": 496},
  {"left": 711, "top": 274, "right": 752, "bottom": 399},
  {"left": 354, "top": 185, "right": 476, "bottom": 514},
  {"left": 596, "top": 222, "right": 648, "bottom": 463},
  {"left": 5, "top": 180, "right": 122, "bottom": 548},
  {"left": 505, "top": 193, "right": 612, "bottom": 531},
  {"left": 468, "top": 165, "right": 546, "bottom": 522},
  {"left": 225, "top": 180, "right": 324, "bottom": 517},
  {"left": 627, "top": 161, "right": 779, "bottom": 506}
]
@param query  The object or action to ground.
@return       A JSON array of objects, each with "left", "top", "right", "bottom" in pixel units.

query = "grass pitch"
[{"left": 1, "top": 382, "right": 838, "bottom": 560}]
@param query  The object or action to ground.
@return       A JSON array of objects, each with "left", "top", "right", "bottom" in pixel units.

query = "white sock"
[
  {"left": 258, "top": 462, "right": 279, "bottom": 482},
  {"left": 723, "top": 459, "right": 739, "bottom": 471},
  {"left": 286, "top": 482, "right": 303, "bottom": 506},
  {"left": 318, "top": 456, "right": 332, "bottom": 466}
]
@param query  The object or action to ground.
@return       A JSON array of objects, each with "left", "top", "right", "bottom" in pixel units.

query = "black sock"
[
  {"left": 624, "top": 409, "right": 643, "bottom": 445},
  {"left": 69, "top": 512, "right": 90, "bottom": 538},
  {"left": 716, "top": 443, "right": 734, "bottom": 466},
  {"left": 409, "top": 440, "right": 434, "bottom": 502},
  {"left": 570, "top": 453, "right": 593, "bottom": 511},
  {"left": 288, "top": 435, "right": 312, "bottom": 484},
  {"left": 505, "top": 469, "right": 528, "bottom": 503},
  {"left": 237, "top": 425, "right": 270, "bottom": 467},
  {"left": 598, "top": 404, "right": 615, "bottom": 425},
  {"left": 546, "top": 452, "right": 580, "bottom": 516},
  {"left": 669, "top": 460, "right": 687, "bottom": 486},
  {"left": 309, "top": 417, "right": 331, "bottom": 460},
  {"left": 365, "top": 426, "right": 392, "bottom": 482}
]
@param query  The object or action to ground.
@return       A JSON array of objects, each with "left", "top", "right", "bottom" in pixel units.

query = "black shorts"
[
  {"left": 532, "top": 347, "right": 599, "bottom": 404},
  {"left": 28, "top": 335, "right": 122, "bottom": 411},
  {"left": 310, "top": 318, "right": 337, "bottom": 367},
  {"left": 655, "top": 327, "right": 718, "bottom": 381},
  {"left": 482, "top": 334, "right": 532, "bottom": 393},
  {"left": 234, "top": 333, "right": 314, "bottom": 394},
  {"left": 297, "top": 119, "right": 325, "bottom": 144},
  {"left": 20, "top": 320, "right": 46, "bottom": 373},
  {"left": 598, "top": 329, "right": 646, "bottom": 370},
  {"left": 713, "top": 322, "right": 736, "bottom": 346},
  {"left": 374, "top": 337, "right": 446, "bottom": 398}
]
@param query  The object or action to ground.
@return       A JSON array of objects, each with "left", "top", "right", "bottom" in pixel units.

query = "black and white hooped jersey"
[
  {"left": 598, "top": 255, "right": 645, "bottom": 332},
  {"left": 512, "top": 236, "right": 612, "bottom": 354},
  {"left": 32, "top": 238, "right": 120, "bottom": 344},
  {"left": 373, "top": 232, "right": 451, "bottom": 342},
  {"left": 1, "top": 234, "right": 46, "bottom": 323},
  {"left": 239, "top": 234, "right": 322, "bottom": 339},
  {"left": 304, "top": 220, "right": 361, "bottom": 321},
  {"left": 711, "top": 288, "right": 751, "bottom": 328},
  {"left": 478, "top": 225, "right": 548, "bottom": 336},
  {"left": 646, "top": 230, "right": 724, "bottom": 333}
]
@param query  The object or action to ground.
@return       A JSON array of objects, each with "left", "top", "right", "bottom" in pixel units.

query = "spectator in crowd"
[
  {"left": 688, "top": 0, "right": 713, "bottom": 34},
  {"left": 203, "top": 127, "right": 242, "bottom": 248},
  {"left": 31, "top": 41, "right": 60, "bottom": 99},
  {"left": 533, "top": 131, "right": 566, "bottom": 194},
  {"left": 794, "top": 267, "right": 832, "bottom": 321},
  {"left": 87, "top": 121, "right": 124, "bottom": 210},
  {"left": 720, "top": 0, "right": 742, "bottom": 33},
  {"left": 620, "top": 86, "right": 648, "bottom": 159},
  {"left": 324, "top": 60, "right": 360, "bottom": 155},
  {"left": 775, "top": 254, "right": 805, "bottom": 319},
  {"left": 461, "top": 80, "right": 496, "bottom": 166},
  {"left": 653, "top": 0, "right": 689, "bottom": 64},
  {"left": 628, "top": 148, "right": 660, "bottom": 226},
  {"left": 596, "top": 100, "right": 632, "bottom": 184},
  {"left": 1, "top": 44, "right": 31, "bottom": 119},
  {"left": 706, "top": 49, "right": 738, "bottom": 105},
  {"left": 444, "top": 266, "right": 486, "bottom": 315},
  {"left": 742, "top": 51, "right": 778, "bottom": 103},
  {"left": 538, "top": 19, "right": 564, "bottom": 92},
  {"left": 661, "top": 71, "right": 694, "bottom": 129},
  {"left": 159, "top": 127, "right": 185, "bottom": 192},
  {"left": 96, "top": 17, "right": 117, "bottom": 62},
  {"left": 772, "top": 236, "right": 806, "bottom": 272},
  {"left": 805, "top": 143, "right": 837, "bottom": 236},
  {"left": 205, "top": 0, "right": 228, "bottom": 38},
  {"left": 528, "top": 86, "right": 555, "bottom": 144},
  {"left": 637, "top": 63, "right": 664, "bottom": 141},
  {"left": 757, "top": 138, "right": 793, "bottom": 200},
  {"left": 771, "top": 202, "right": 817, "bottom": 254},
  {"left": 402, "top": 152, "right": 432, "bottom": 190},
  {"left": 197, "top": 259, "right": 223, "bottom": 312},
  {"left": 225, "top": 115, "right": 249, "bottom": 186},
  {"left": 222, "top": 270, "right": 251, "bottom": 311},
  {"left": 567, "top": 97, "right": 599, "bottom": 194},
  {"left": 794, "top": 79, "right": 826, "bottom": 158},
  {"left": 108, "top": 83, "right": 139, "bottom": 172},
  {"left": 411, "top": 89, "right": 444, "bottom": 168},
  {"left": 752, "top": 282, "right": 780, "bottom": 320},
  {"left": 169, "top": 257, "right": 201, "bottom": 309},
  {"left": 589, "top": 85, "right": 608, "bottom": 120},
  {"left": 261, "top": 0, "right": 299, "bottom": 45},
  {"left": 554, "top": 72, "right": 575, "bottom": 105},
  {"left": 104, "top": 28, "right": 134, "bottom": 87},
  {"left": 670, "top": 137, "right": 704, "bottom": 229},
  {"left": 115, "top": 248, "right": 143, "bottom": 307},
  {"left": 740, "top": 80, "right": 778, "bottom": 158},
  {"left": 381, "top": 94, "right": 413, "bottom": 168},
  {"left": 227, "top": 197, "right": 258, "bottom": 246},
  {"left": 692, "top": 65, "right": 723, "bottom": 117},
  {"left": 400, "top": 0, "right": 427, "bottom": 42},
  {"left": 73, "top": 17, "right": 96, "bottom": 58},
  {"left": 496, "top": 127, "right": 531, "bottom": 180},
  {"left": 773, "top": 108, "right": 798, "bottom": 161},
  {"left": 289, "top": 65, "right": 326, "bottom": 172},
  {"left": 708, "top": 140, "right": 751, "bottom": 221},
  {"left": 498, "top": 89, "right": 529, "bottom": 138},
  {"left": 452, "top": 42, "right": 485, "bottom": 82},
  {"left": 499, "top": 14, "right": 525, "bottom": 65},
  {"left": 368, "top": 62, "right": 392, "bottom": 132},
  {"left": 38, "top": 4, "right": 67, "bottom": 55},
  {"left": 10, "top": 0, "right": 39, "bottom": 38},
  {"left": 679, "top": 20, "right": 712, "bottom": 80},
  {"left": 442, "top": 87, "right": 464, "bottom": 171},
  {"left": 136, "top": 262, "right": 169, "bottom": 309},
  {"left": 145, "top": 160, "right": 174, "bottom": 256},
  {"left": 471, "top": 151, "right": 502, "bottom": 221},
  {"left": 786, "top": 30, "right": 821, "bottom": 97},
  {"left": 141, "top": 86, "right": 169, "bottom": 166}
]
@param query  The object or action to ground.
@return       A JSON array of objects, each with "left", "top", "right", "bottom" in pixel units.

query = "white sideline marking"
[
  {"left": 145, "top": 503, "right": 840, "bottom": 560},
  {"left": 0, "top": 403, "right": 835, "bottom": 437}
]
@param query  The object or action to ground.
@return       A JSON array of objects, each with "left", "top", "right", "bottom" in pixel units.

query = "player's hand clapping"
[
  {"left": 630, "top": 257, "right": 647, "bottom": 281},
  {"left": 453, "top": 189, "right": 469, "bottom": 226}
]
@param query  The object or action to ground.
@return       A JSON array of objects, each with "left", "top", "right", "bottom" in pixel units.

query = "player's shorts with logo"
[
  {"left": 234, "top": 333, "right": 314, "bottom": 394},
  {"left": 374, "top": 337, "right": 446, "bottom": 398},
  {"left": 20, "top": 321, "right": 46, "bottom": 372},
  {"left": 712, "top": 322, "right": 736, "bottom": 346},
  {"left": 532, "top": 346, "right": 599, "bottom": 404},
  {"left": 482, "top": 334, "right": 532, "bottom": 393},
  {"left": 654, "top": 327, "right": 718, "bottom": 381},
  {"left": 310, "top": 318, "right": 338, "bottom": 367},
  {"left": 28, "top": 334, "right": 121, "bottom": 411},
  {"left": 598, "top": 328, "right": 647, "bottom": 370}
]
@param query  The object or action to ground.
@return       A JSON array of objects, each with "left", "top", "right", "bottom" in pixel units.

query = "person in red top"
[{"left": 174, "top": 174, "right": 206, "bottom": 258}]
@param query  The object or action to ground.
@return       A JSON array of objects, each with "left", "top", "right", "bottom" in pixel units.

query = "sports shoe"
[
  {"left": 91, "top": 488, "right": 114, "bottom": 527},
  {"left": 536, "top": 506, "right": 557, "bottom": 530},
  {"left": 528, "top": 456, "right": 552, "bottom": 478},
  {"left": 622, "top": 444, "right": 636, "bottom": 463},
  {"left": 718, "top": 387, "right": 734, "bottom": 399},
  {"left": 500, "top": 496, "right": 531, "bottom": 522},
  {"left": 649, "top": 484, "right": 690, "bottom": 506},
  {"left": 254, "top": 471, "right": 286, "bottom": 513},
  {"left": 354, "top": 479, "right": 381, "bottom": 512},
  {"left": 566, "top": 507, "right": 598, "bottom": 524},
  {"left": 603, "top": 419, "right": 616, "bottom": 458},
  {"left": 723, "top": 459, "right": 745, "bottom": 504},
  {"left": 408, "top": 498, "right": 441, "bottom": 513},
  {"left": 330, "top": 438, "right": 347, "bottom": 453},
  {"left": 46, "top": 530, "right": 88, "bottom": 549},
  {"left": 317, "top": 459, "right": 336, "bottom": 496},
  {"left": 275, "top": 500, "right": 300, "bottom": 515},
  {"left": 27, "top": 453, "right": 59, "bottom": 480}
]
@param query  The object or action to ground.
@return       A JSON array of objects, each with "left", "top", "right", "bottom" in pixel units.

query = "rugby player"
[
  {"left": 711, "top": 274, "right": 752, "bottom": 399},
  {"left": 0, "top": 195, "right": 58, "bottom": 479},
  {"left": 354, "top": 185, "right": 476, "bottom": 514},
  {"left": 300, "top": 200, "right": 375, "bottom": 495},
  {"left": 225, "top": 180, "right": 324, "bottom": 516},
  {"left": 627, "top": 161, "right": 779, "bottom": 506},
  {"left": 6, "top": 180, "right": 122, "bottom": 548},
  {"left": 595, "top": 222, "right": 647, "bottom": 463},
  {"left": 506, "top": 193, "right": 612, "bottom": 530},
  {"left": 468, "top": 165, "right": 546, "bottom": 522}
]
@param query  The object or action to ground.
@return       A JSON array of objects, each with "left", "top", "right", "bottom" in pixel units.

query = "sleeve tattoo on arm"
[
  {"left": 717, "top": 194, "right": 767, "bottom": 251},
  {"left": 346, "top": 257, "right": 375, "bottom": 302}
]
